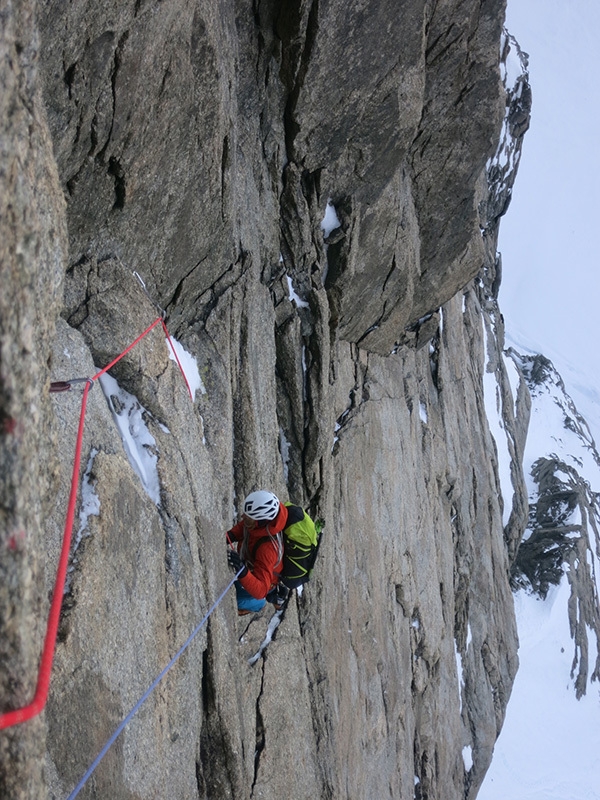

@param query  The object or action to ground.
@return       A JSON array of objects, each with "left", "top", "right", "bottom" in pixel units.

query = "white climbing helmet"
[{"left": 243, "top": 490, "right": 280, "bottom": 521}]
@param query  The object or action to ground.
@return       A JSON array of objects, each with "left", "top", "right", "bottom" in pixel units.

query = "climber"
[{"left": 226, "top": 490, "right": 290, "bottom": 616}]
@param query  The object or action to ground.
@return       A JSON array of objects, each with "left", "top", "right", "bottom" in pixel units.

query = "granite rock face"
[
  {"left": 0, "top": 3, "right": 66, "bottom": 797},
  {"left": 0, "top": 1, "right": 535, "bottom": 798}
]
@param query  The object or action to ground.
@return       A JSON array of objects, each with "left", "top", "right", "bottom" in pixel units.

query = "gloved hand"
[{"left": 227, "top": 548, "right": 248, "bottom": 577}]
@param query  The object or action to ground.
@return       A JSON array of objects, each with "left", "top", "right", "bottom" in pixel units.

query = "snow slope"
[
  {"left": 479, "top": 341, "right": 600, "bottom": 800},
  {"left": 481, "top": 579, "right": 600, "bottom": 800}
]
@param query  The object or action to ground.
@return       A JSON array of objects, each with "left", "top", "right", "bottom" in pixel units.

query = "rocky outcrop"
[
  {"left": 37, "top": 0, "right": 505, "bottom": 357},
  {"left": 0, "top": 1, "right": 537, "bottom": 799}
]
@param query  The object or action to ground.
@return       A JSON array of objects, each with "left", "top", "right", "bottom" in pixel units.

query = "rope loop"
[{"left": 0, "top": 306, "right": 191, "bottom": 731}]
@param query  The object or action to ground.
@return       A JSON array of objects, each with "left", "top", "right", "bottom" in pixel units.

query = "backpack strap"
[
  {"left": 249, "top": 535, "right": 270, "bottom": 561},
  {"left": 284, "top": 503, "right": 304, "bottom": 526},
  {"left": 248, "top": 505, "right": 303, "bottom": 572},
  {"left": 249, "top": 532, "right": 283, "bottom": 565}
]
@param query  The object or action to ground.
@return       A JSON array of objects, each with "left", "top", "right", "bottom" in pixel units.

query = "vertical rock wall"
[
  {"left": 0, "top": 1, "right": 533, "bottom": 799},
  {"left": 0, "top": 3, "right": 66, "bottom": 797}
]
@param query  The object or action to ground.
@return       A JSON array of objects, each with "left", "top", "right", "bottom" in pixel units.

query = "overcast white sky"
[{"left": 499, "top": 0, "right": 600, "bottom": 428}]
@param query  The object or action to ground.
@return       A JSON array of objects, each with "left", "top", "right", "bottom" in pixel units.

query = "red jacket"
[{"left": 227, "top": 503, "right": 288, "bottom": 599}]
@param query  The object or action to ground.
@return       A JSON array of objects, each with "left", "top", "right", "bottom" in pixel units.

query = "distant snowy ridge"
[
  {"left": 480, "top": 346, "right": 600, "bottom": 800},
  {"left": 486, "top": 30, "right": 530, "bottom": 223},
  {"left": 509, "top": 350, "right": 600, "bottom": 696},
  {"left": 478, "top": 29, "right": 600, "bottom": 789}
]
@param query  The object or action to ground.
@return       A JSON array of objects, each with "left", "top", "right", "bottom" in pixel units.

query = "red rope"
[
  {"left": 0, "top": 380, "right": 92, "bottom": 729},
  {"left": 0, "top": 315, "right": 191, "bottom": 730},
  {"left": 92, "top": 316, "right": 163, "bottom": 381}
]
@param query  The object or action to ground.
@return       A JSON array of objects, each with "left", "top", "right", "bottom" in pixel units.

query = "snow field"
[
  {"left": 480, "top": 580, "right": 600, "bottom": 800},
  {"left": 480, "top": 338, "right": 600, "bottom": 799},
  {"left": 97, "top": 336, "right": 205, "bottom": 506},
  {"left": 99, "top": 373, "right": 162, "bottom": 505}
]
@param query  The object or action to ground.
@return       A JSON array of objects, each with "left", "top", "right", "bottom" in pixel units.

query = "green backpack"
[
  {"left": 280, "top": 503, "right": 323, "bottom": 589},
  {"left": 251, "top": 503, "right": 324, "bottom": 589}
]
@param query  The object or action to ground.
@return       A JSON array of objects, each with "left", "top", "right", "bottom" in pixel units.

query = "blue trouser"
[{"left": 235, "top": 582, "right": 266, "bottom": 613}]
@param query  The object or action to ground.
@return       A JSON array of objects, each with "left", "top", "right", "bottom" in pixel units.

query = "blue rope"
[{"left": 66, "top": 572, "right": 241, "bottom": 799}]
